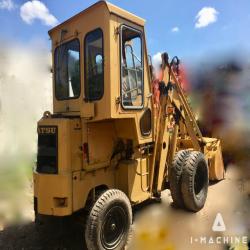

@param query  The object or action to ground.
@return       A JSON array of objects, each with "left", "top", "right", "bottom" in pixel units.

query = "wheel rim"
[{"left": 101, "top": 205, "right": 127, "bottom": 249}]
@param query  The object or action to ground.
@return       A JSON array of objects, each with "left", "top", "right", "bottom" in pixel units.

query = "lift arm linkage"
[{"left": 150, "top": 53, "right": 206, "bottom": 194}]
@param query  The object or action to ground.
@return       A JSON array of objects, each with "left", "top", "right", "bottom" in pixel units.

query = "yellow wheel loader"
[{"left": 33, "top": 1, "right": 225, "bottom": 249}]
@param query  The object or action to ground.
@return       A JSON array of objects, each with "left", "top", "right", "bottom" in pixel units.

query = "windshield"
[{"left": 54, "top": 39, "right": 80, "bottom": 100}]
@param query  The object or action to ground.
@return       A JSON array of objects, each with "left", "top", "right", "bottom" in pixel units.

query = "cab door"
[
  {"left": 120, "top": 24, "right": 153, "bottom": 140},
  {"left": 120, "top": 25, "right": 144, "bottom": 110}
]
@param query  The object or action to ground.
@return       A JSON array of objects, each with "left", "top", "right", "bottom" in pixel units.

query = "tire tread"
[
  {"left": 169, "top": 150, "right": 190, "bottom": 207},
  {"left": 85, "top": 189, "right": 132, "bottom": 250}
]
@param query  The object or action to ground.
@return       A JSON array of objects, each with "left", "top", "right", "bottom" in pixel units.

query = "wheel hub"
[
  {"left": 111, "top": 223, "right": 116, "bottom": 231},
  {"left": 101, "top": 205, "right": 127, "bottom": 249}
]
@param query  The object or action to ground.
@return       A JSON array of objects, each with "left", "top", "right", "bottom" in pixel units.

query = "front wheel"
[
  {"left": 85, "top": 189, "right": 132, "bottom": 250},
  {"left": 181, "top": 151, "right": 209, "bottom": 212},
  {"left": 169, "top": 150, "right": 190, "bottom": 207}
]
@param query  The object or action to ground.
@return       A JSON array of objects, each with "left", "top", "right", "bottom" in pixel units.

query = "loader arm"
[
  {"left": 150, "top": 53, "right": 209, "bottom": 194},
  {"left": 170, "top": 68, "right": 204, "bottom": 150}
]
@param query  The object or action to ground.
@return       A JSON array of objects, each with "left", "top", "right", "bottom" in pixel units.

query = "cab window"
[
  {"left": 84, "top": 28, "right": 104, "bottom": 101},
  {"left": 55, "top": 39, "right": 80, "bottom": 100},
  {"left": 121, "top": 25, "right": 143, "bottom": 109}
]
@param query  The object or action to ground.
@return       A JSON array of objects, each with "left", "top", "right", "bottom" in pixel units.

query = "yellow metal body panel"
[
  {"left": 72, "top": 168, "right": 115, "bottom": 212},
  {"left": 35, "top": 115, "right": 152, "bottom": 215},
  {"left": 115, "top": 159, "right": 150, "bottom": 203},
  {"left": 87, "top": 121, "right": 116, "bottom": 166},
  {"left": 80, "top": 102, "right": 95, "bottom": 119},
  {"left": 34, "top": 172, "right": 72, "bottom": 216},
  {"left": 204, "top": 137, "right": 225, "bottom": 181}
]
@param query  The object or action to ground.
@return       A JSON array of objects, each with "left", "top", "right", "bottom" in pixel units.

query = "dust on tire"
[
  {"left": 169, "top": 150, "right": 190, "bottom": 207},
  {"left": 181, "top": 151, "right": 209, "bottom": 212}
]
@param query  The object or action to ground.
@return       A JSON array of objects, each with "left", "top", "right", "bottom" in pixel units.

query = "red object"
[
  {"left": 177, "top": 64, "right": 190, "bottom": 92},
  {"left": 151, "top": 63, "right": 190, "bottom": 107},
  {"left": 83, "top": 143, "right": 89, "bottom": 163},
  {"left": 152, "top": 79, "right": 160, "bottom": 105}
]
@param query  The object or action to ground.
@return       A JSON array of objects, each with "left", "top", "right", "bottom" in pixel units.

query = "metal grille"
[{"left": 37, "top": 126, "right": 58, "bottom": 174}]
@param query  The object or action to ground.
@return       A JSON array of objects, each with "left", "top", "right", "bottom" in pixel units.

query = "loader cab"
[
  {"left": 49, "top": 1, "right": 150, "bottom": 117},
  {"left": 49, "top": 1, "right": 152, "bottom": 142}
]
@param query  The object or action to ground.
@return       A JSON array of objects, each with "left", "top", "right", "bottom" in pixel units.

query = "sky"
[{"left": 1, "top": 0, "right": 250, "bottom": 62}]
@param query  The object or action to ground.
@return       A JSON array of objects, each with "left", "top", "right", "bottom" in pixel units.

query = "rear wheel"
[
  {"left": 85, "top": 189, "right": 132, "bottom": 250},
  {"left": 169, "top": 150, "right": 190, "bottom": 207},
  {"left": 181, "top": 151, "right": 209, "bottom": 212}
]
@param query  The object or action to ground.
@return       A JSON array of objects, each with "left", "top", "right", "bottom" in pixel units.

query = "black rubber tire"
[
  {"left": 181, "top": 151, "right": 209, "bottom": 212},
  {"left": 169, "top": 150, "right": 190, "bottom": 207},
  {"left": 85, "top": 189, "right": 132, "bottom": 250}
]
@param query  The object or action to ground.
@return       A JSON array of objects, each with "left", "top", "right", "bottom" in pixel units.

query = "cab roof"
[{"left": 48, "top": 1, "right": 145, "bottom": 36}]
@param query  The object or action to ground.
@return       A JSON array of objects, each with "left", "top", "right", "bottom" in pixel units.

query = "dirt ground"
[{"left": 0, "top": 164, "right": 249, "bottom": 250}]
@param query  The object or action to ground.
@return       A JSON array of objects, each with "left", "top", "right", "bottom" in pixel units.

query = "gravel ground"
[{"left": 0, "top": 164, "right": 249, "bottom": 250}]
